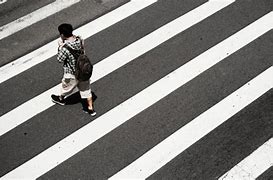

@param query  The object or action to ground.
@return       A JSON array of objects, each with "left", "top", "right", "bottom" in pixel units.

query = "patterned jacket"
[{"left": 57, "top": 36, "right": 83, "bottom": 75}]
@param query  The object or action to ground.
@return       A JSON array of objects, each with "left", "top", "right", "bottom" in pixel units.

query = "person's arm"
[{"left": 57, "top": 39, "right": 68, "bottom": 63}]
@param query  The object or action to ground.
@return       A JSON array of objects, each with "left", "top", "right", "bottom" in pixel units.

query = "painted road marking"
[
  {"left": 219, "top": 138, "right": 273, "bottom": 180},
  {"left": 0, "top": 0, "right": 232, "bottom": 137},
  {"left": 8, "top": 3, "right": 273, "bottom": 180},
  {"left": 0, "top": 0, "right": 80, "bottom": 40},
  {"left": 108, "top": 11, "right": 273, "bottom": 179},
  {"left": 110, "top": 67, "right": 273, "bottom": 179},
  {"left": 0, "top": 0, "right": 157, "bottom": 84},
  {"left": 0, "top": 0, "right": 7, "bottom": 5}
]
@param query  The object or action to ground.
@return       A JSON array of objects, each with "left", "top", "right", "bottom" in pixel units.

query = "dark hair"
[{"left": 58, "top": 23, "right": 73, "bottom": 37}]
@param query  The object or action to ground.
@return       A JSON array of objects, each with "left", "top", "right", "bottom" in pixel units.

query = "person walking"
[{"left": 51, "top": 23, "right": 96, "bottom": 116}]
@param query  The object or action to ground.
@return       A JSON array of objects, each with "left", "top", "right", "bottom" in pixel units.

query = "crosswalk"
[
  {"left": 1, "top": 0, "right": 273, "bottom": 179},
  {"left": 0, "top": 0, "right": 80, "bottom": 40}
]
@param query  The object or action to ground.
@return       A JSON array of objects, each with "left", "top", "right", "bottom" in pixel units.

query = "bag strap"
[
  {"left": 62, "top": 45, "right": 76, "bottom": 74},
  {"left": 63, "top": 44, "right": 83, "bottom": 59},
  {"left": 63, "top": 36, "right": 84, "bottom": 57},
  {"left": 63, "top": 41, "right": 84, "bottom": 70}
]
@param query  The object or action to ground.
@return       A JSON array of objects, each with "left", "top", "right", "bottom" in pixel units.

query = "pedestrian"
[{"left": 51, "top": 23, "right": 96, "bottom": 116}]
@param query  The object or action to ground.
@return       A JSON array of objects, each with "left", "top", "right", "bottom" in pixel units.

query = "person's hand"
[{"left": 58, "top": 39, "right": 64, "bottom": 47}]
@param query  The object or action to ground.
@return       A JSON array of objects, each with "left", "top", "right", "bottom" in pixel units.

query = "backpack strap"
[
  {"left": 63, "top": 44, "right": 83, "bottom": 59},
  {"left": 62, "top": 37, "right": 84, "bottom": 74},
  {"left": 63, "top": 44, "right": 82, "bottom": 74}
]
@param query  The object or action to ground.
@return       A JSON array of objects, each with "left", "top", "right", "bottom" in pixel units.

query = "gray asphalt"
[
  {"left": 0, "top": 0, "right": 129, "bottom": 66},
  {"left": 1, "top": 0, "right": 273, "bottom": 179}
]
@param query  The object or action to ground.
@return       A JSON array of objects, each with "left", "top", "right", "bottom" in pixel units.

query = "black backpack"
[{"left": 64, "top": 44, "right": 93, "bottom": 81}]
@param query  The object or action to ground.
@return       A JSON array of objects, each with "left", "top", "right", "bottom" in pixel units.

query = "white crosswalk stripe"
[
  {"left": 0, "top": 0, "right": 80, "bottom": 40},
  {"left": 219, "top": 138, "right": 273, "bottom": 180},
  {"left": 1, "top": 0, "right": 273, "bottom": 179},
  {"left": 0, "top": 0, "right": 232, "bottom": 137},
  {"left": 110, "top": 66, "right": 273, "bottom": 179},
  {"left": 0, "top": 0, "right": 7, "bottom": 5},
  {"left": 0, "top": 0, "right": 157, "bottom": 84}
]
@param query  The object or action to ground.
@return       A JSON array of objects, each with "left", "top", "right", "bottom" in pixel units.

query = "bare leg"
[{"left": 87, "top": 97, "right": 94, "bottom": 110}]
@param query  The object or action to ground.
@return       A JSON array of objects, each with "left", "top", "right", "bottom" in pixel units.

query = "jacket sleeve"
[{"left": 57, "top": 46, "right": 68, "bottom": 63}]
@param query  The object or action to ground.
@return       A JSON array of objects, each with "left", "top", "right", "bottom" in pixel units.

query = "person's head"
[{"left": 58, "top": 23, "right": 73, "bottom": 40}]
